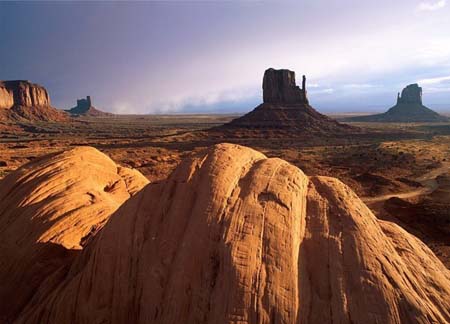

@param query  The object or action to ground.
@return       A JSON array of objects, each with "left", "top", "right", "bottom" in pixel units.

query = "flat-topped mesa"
[
  {"left": 262, "top": 68, "right": 309, "bottom": 104},
  {"left": 0, "top": 80, "right": 51, "bottom": 109},
  {"left": 397, "top": 83, "right": 422, "bottom": 105}
]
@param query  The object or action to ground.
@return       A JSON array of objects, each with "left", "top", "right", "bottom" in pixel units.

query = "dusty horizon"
[{"left": 2, "top": 1, "right": 450, "bottom": 113}]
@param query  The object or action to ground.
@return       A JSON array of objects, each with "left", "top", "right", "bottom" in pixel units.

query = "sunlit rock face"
[
  {"left": 0, "top": 80, "right": 50, "bottom": 109},
  {"left": 6, "top": 144, "right": 450, "bottom": 324},
  {"left": 0, "top": 80, "right": 68, "bottom": 121},
  {"left": 0, "top": 146, "right": 148, "bottom": 322}
]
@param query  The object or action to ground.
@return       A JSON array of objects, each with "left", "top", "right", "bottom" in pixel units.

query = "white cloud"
[
  {"left": 417, "top": 0, "right": 447, "bottom": 11},
  {"left": 343, "top": 83, "right": 380, "bottom": 89},
  {"left": 310, "top": 88, "right": 335, "bottom": 94},
  {"left": 418, "top": 75, "right": 450, "bottom": 84},
  {"left": 422, "top": 86, "right": 450, "bottom": 93}
]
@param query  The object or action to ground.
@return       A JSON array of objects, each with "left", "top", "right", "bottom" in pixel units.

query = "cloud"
[
  {"left": 342, "top": 83, "right": 380, "bottom": 89},
  {"left": 310, "top": 88, "right": 335, "bottom": 94},
  {"left": 417, "top": 0, "right": 446, "bottom": 11},
  {"left": 142, "top": 86, "right": 260, "bottom": 114},
  {"left": 418, "top": 75, "right": 450, "bottom": 84}
]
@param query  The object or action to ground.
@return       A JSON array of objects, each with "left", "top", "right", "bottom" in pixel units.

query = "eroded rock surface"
[
  {"left": 0, "top": 147, "right": 148, "bottom": 322},
  {"left": 263, "top": 68, "right": 308, "bottom": 104},
  {"left": 0, "top": 80, "right": 50, "bottom": 109},
  {"left": 0, "top": 80, "right": 66, "bottom": 121},
  {"left": 10, "top": 144, "right": 450, "bottom": 324}
]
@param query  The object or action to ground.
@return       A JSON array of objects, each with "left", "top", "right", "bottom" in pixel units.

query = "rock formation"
[
  {"left": 0, "top": 80, "right": 50, "bottom": 108},
  {"left": 263, "top": 68, "right": 308, "bottom": 104},
  {"left": 0, "top": 80, "right": 67, "bottom": 121},
  {"left": 1, "top": 144, "right": 449, "bottom": 323},
  {"left": 397, "top": 83, "right": 422, "bottom": 105},
  {"left": 66, "top": 95, "right": 112, "bottom": 117},
  {"left": 222, "top": 68, "right": 356, "bottom": 134},
  {"left": 0, "top": 147, "right": 148, "bottom": 322},
  {"left": 348, "top": 83, "right": 448, "bottom": 122}
]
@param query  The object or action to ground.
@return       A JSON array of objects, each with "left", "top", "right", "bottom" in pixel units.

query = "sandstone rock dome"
[
  {"left": 348, "top": 83, "right": 448, "bottom": 122},
  {"left": 222, "top": 68, "right": 357, "bottom": 134},
  {"left": 3, "top": 144, "right": 449, "bottom": 323},
  {"left": 0, "top": 80, "right": 67, "bottom": 121},
  {"left": 0, "top": 147, "right": 148, "bottom": 322}
]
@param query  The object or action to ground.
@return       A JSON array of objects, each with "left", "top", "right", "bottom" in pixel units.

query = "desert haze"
[{"left": 2, "top": 1, "right": 450, "bottom": 324}]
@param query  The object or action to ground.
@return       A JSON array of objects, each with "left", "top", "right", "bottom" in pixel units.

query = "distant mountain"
[
  {"left": 0, "top": 80, "right": 67, "bottom": 122},
  {"left": 347, "top": 84, "right": 448, "bottom": 122},
  {"left": 66, "top": 96, "right": 112, "bottom": 117},
  {"left": 220, "top": 68, "right": 358, "bottom": 134}
]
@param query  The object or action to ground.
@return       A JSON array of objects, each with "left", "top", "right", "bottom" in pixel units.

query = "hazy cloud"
[
  {"left": 419, "top": 75, "right": 450, "bottom": 84},
  {"left": 2, "top": 1, "right": 450, "bottom": 113},
  {"left": 417, "top": 0, "right": 447, "bottom": 11}
]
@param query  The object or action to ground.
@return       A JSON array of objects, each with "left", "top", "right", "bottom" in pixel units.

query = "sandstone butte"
[
  {"left": 0, "top": 144, "right": 449, "bottom": 323},
  {"left": 348, "top": 83, "right": 448, "bottom": 123},
  {"left": 66, "top": 95, "right": 113, "bottom": 117},
  {"left": 0, "top": 80, "right": 67, "bottom": 122},
  {"left": 222, "top": 68, "right": 357, "bottom": 134}
]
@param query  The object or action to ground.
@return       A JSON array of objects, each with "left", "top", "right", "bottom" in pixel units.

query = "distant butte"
[
  {"left": 66, "top": 96, "right": 112, "bottom": 117},
  {"left": 348, "top": 83, "right": 448, "bottom": 122},
  {"left": 221, "top": 68, "right": 357, "bottom": 134},
  {"left": 0, "top": 80, "right": 66, "bottom": 122}
]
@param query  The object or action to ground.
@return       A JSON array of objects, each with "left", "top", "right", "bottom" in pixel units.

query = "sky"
[{"left": 1, "top": 0, "right": 450, "bottom": 114}]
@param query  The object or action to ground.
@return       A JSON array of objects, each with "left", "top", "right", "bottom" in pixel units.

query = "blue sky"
[{"left": 1, "top": 1, "right": 450, "bottom": 114}]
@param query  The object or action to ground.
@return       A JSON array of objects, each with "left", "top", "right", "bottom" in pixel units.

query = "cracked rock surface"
[{"left": 1, "top": 144, "right": 450, "bottom": 323}]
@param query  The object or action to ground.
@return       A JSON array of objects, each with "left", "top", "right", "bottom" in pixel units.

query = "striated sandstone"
[
  {"left": 0, "top": 147, "right": 148, "bottom": 322},
  {"left": 11, "top": 143, "right": 450, "bottom": 324},
  {"left": 0, "top": 80, "right": 50, "bottom": 109},
  {"left": 0, "top": 80, "right": 67, "bottom": 122}
]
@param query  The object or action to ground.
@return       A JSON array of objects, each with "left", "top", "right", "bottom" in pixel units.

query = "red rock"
[
  {"left": 0, "top": 80, "right": 67, "bottom": 122},
  {"left": 5, "top": 144, "right": 449, "bottom": 324}
]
